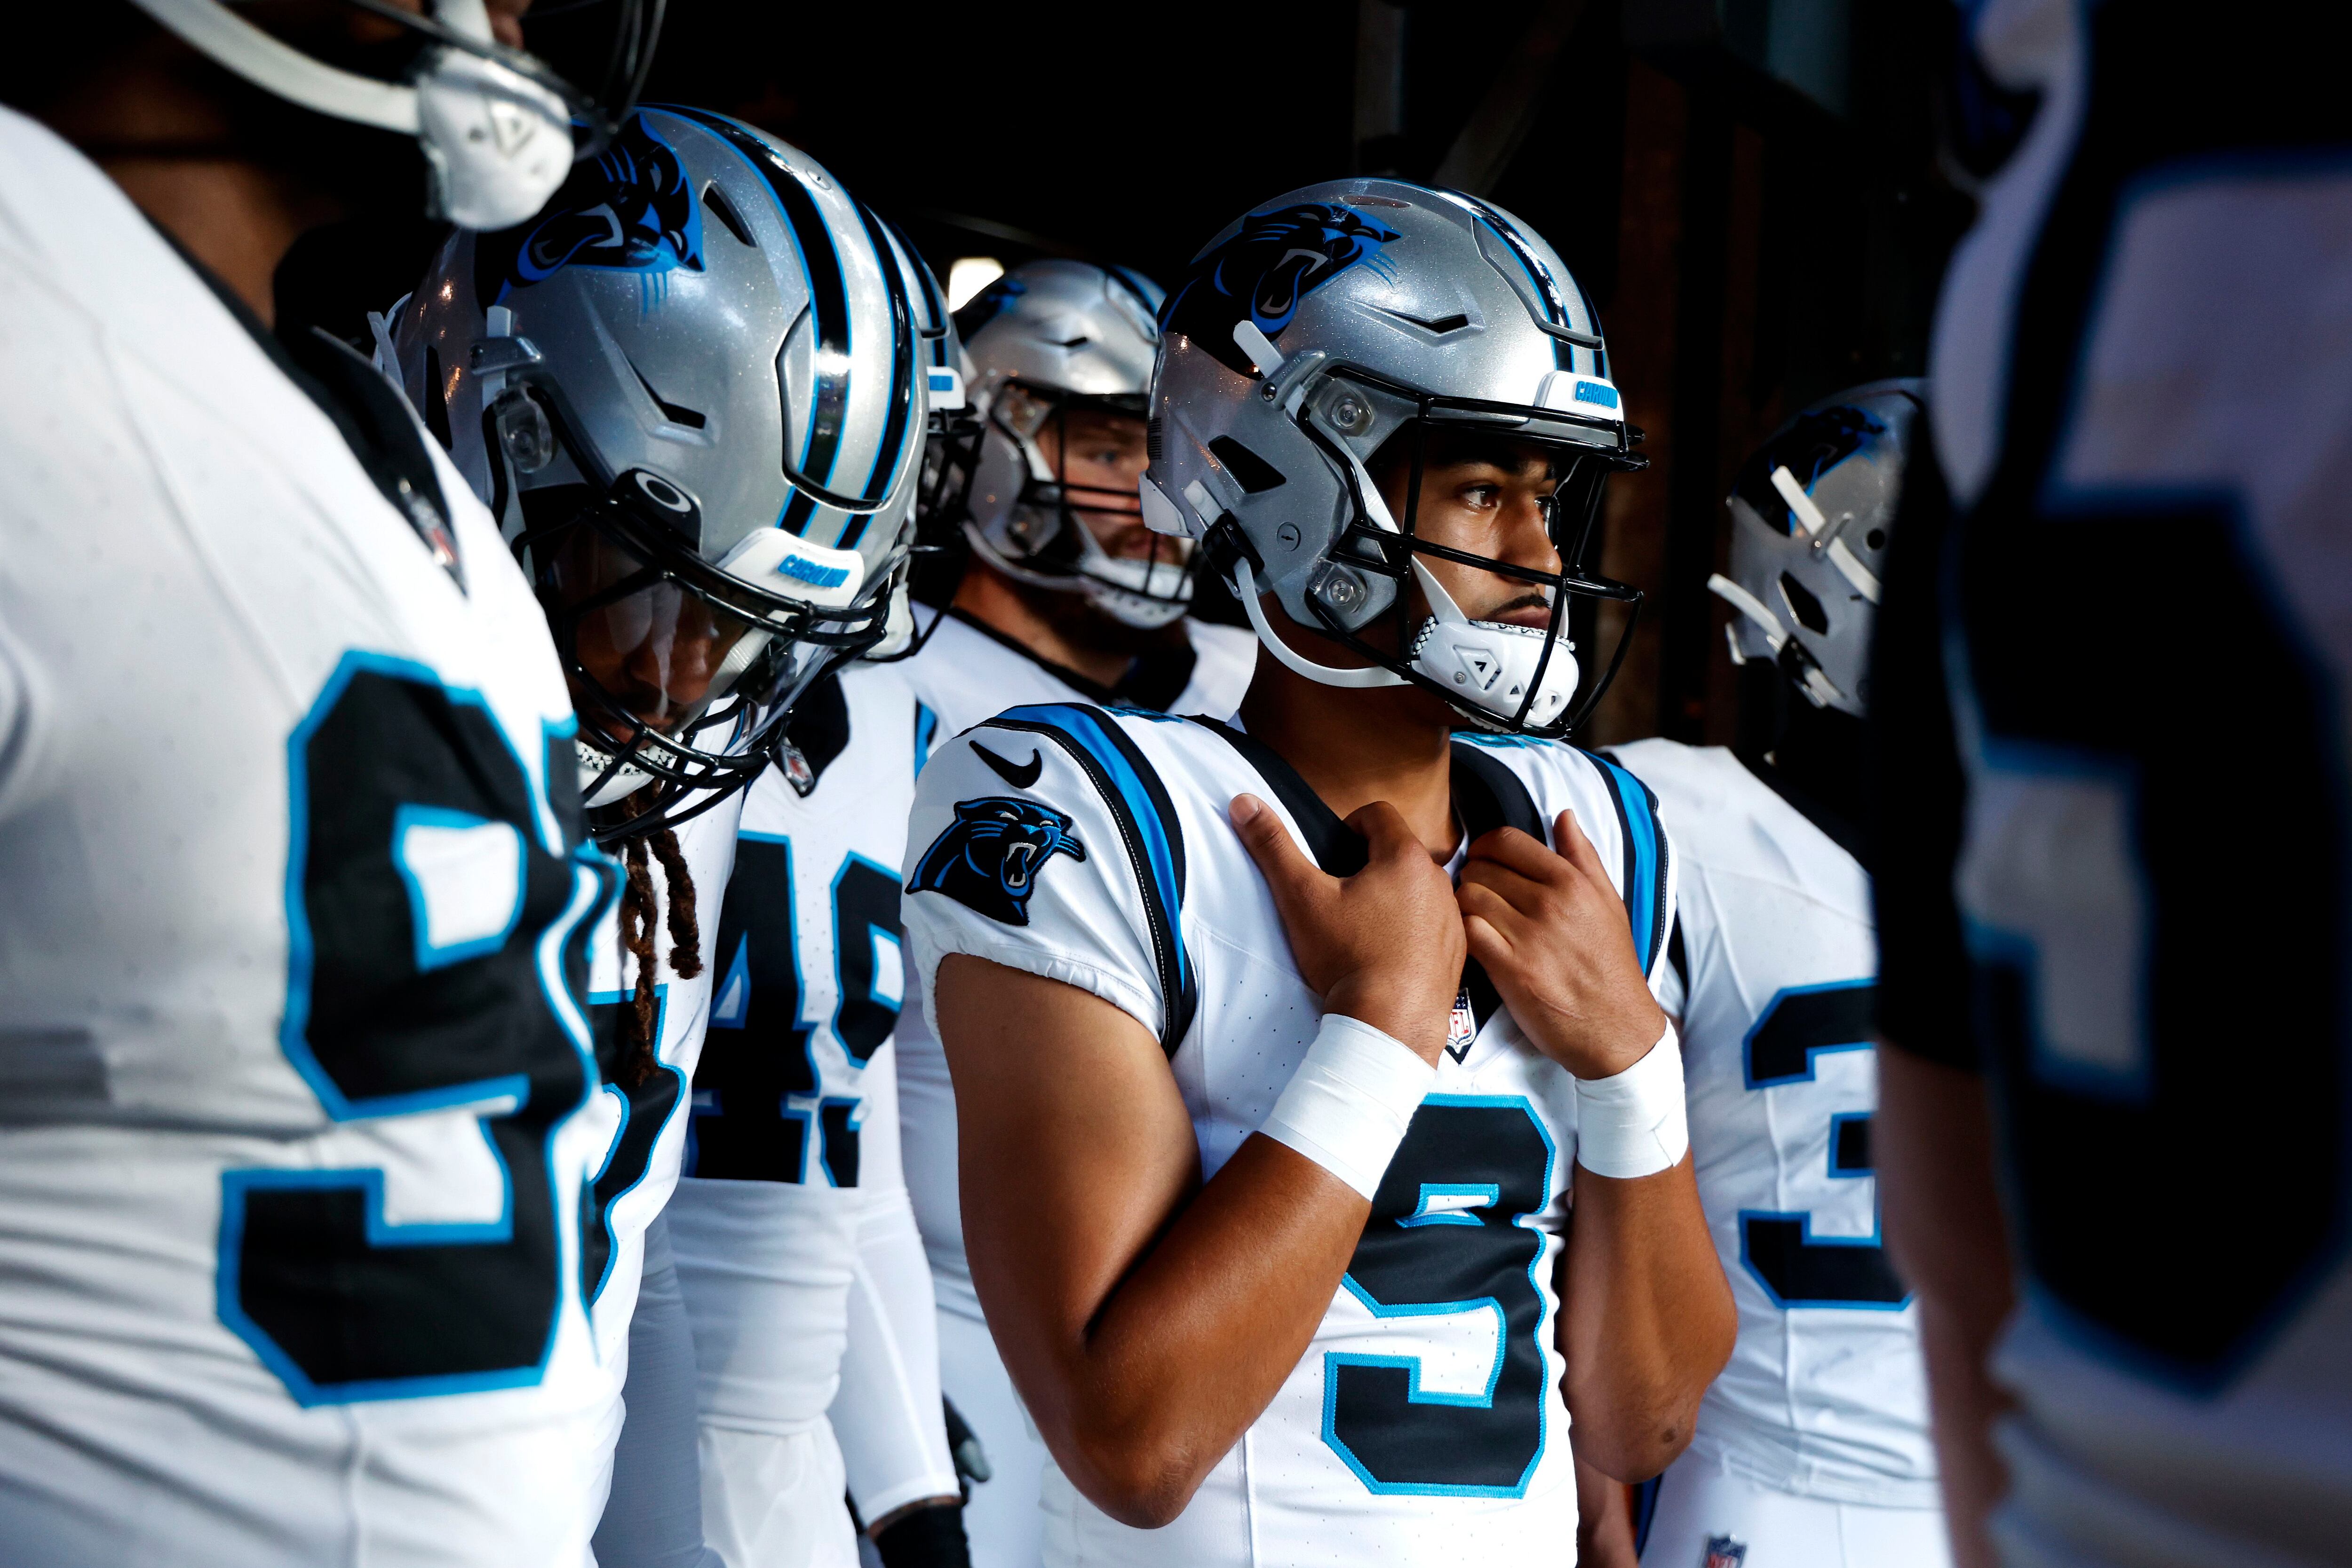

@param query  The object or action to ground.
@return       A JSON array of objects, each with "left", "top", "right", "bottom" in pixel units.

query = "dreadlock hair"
[{"left": 615, "top": 822, "right": 703, "bottom": 1087}]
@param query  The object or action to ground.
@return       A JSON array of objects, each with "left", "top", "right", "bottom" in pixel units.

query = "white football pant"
[{"left": 1643, "top": 1446, "right": 1953, "bottom": 1568}]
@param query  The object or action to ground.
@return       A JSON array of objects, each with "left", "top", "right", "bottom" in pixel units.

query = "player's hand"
[
  {"left": 1231, "top": 794, "right": 1465, "bottom": 1061},
  {"left": 1457, "top": 809, "right": 1666, "bottom": 1080}
]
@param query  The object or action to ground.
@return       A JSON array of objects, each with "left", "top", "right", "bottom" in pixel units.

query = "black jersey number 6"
[{"left": 219, "top": 654, "right": 614, "bottom": 1406}]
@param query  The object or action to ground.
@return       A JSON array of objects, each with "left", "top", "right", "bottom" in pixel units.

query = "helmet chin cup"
[
  {"left": 1406, "top": 561, "right": 1579, "bottom": 729},
  {"left": 414, "top": 49, "right": 573, "bottom": 230},
  {"left": 1081, "top": 553, "right": 1193, "bottom": 629},
  {"left": 126, "top": 0, "right": 576, "bottom": 231}
]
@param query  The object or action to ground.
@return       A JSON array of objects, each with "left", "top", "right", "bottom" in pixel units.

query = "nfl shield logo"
[
  {"left": 781, "top": 740, "right": 817, "bottom": 798},
  {"left": 1702, "top": 1536, "right": 1748, "bottom": 1568},
  {"left": 1445, "top": 983, "right": 1476, "bottom": 1062}
]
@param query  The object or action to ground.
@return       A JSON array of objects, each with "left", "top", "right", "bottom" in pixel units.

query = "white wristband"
[
  {"left": 1257, "top": 1013, "right": 1438, "bottom": 1201},
  {"left": 1573, "top": 1022, "right": 1689, "bottom": 1179}
]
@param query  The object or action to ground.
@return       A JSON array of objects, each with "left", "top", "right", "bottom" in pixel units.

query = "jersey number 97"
[{"left": 220, "top": 655, "right": 613, "bottom": 1407}]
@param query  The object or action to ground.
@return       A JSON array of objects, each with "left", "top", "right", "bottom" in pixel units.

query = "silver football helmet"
[
  {"left": 951, "top": 259, "right": 1194, "bottom": 629},
  {"left": 1145, "top": 180, "right": 1644, "bottom": 734},
  {"left": 395, "top": 107, "right": 923, "bottom": 839},
  {"left": 1710, "top": 380, "right": 1924, "bottom": 719}
]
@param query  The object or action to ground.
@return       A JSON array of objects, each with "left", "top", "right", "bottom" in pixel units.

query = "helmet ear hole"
[
  {"left": 1778, "top": 571, "right": 1830, "bottom": 635},
  {"left": 1206, "top": 436, "right": 1287, "bottom": 494}
]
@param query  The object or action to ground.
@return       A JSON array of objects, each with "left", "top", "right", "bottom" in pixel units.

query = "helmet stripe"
[
  {"left": 664, "top": 108, "right": 854, "bottom": 534},
  {"left": 885, "top": 216, "right": 954, "bottom": 368},
  {"left": 843, "top": 200, "right": 919, "bottom": 550}
]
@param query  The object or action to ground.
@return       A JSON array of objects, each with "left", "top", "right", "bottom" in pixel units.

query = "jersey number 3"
[
  {"left": 221, "top": 656, "right": 611, "bottom": 1406},
  {"left": 1738, "top": 981, "right": 1909, "bottom": 1310},
  {"left": 1325, "top": 1097, "right": 1556, "bottom": 1497}
]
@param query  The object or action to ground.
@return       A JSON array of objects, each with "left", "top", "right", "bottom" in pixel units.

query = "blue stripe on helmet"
[
  {"left": 842, "top": 199, "right": 920, "bottom": 552},
  {"left": 662, "top": 108, "right": 853, "bottom": 537}
]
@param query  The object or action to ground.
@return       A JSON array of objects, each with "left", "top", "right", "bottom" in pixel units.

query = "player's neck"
[
  {"left": 951, "top": 562, "right": 1158, "bottom": 691},
  {"left": 38, "top": 40, "right": 326, "bottom": 327},
  {"left": 1236, "top": 649, "right": 1460, "bottom": 861}
]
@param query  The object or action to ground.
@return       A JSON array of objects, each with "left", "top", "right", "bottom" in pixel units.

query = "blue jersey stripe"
[
  {"left": 1585, "top": 751, "right": 1667, "bottom": 977},
  {"left": 991, "top": 704, "right": 1196, "bottom": 1052},
  {"left": 998, "top": 705, "right": 1184, "bottom": 979}
]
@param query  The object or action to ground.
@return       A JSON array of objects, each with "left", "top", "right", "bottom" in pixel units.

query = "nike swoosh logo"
[{"left": 970, "top": 739, "right": 1042, "bottom": 790}]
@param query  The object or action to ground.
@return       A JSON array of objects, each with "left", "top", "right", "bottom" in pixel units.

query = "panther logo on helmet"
[
  {"left": 908, "top": 797, "right": 1088, "bottom": 927},
  {"left": 1162, "top": 201, "right": 1401, "bottom": 377},
  {"left": 475, "top": 111, "right": 703, "bottom": 309}
]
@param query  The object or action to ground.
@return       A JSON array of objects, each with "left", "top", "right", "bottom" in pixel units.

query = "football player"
[
  {"left": 0, "top": 1, "right": 654, "bottom": 1563},
  {"left": 1871, "top": 3, "right": 2352, "bottom": 1567},
  {"left": 901, "top": 181, "right": 1735, "bottom": 1565},
  {"left": 890, "top": 255, "right": 1256, "bottom": 1568},
  {"left": 390, "top": 106, "right": 926, "bottom": 1565},
  {"left": 1609, "top": 383, "right": 1947, "bottom": 1568},
  {"left": 667, "top": 230, "right": 970, "bottom": 1568}
]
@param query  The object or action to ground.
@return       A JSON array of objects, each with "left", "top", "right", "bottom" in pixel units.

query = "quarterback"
[{"left": 903, "top": 181, "right": 1734, "bottom": 1565}]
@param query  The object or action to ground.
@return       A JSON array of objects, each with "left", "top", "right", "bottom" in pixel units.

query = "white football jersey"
[
  {"left": 671, "top": 664, "right": 921, "bottom": 1429},
  {"left": 0, "top": 111, "right": 619, "bottom": 1565},
  {"left": 1612, "top": 740, "right": 1936, "bottom": 1509},
  {"left": 901, "top": 707, "right": 1675, "bottom": 1567},
  {"left": 576, "top": 787, "right": 743, "bottom": 1511},
  {"left": 895, "top": 608, "right": 1255, "bottom": 1316}
]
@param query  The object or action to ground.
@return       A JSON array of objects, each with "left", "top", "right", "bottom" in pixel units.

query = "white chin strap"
[
  {"left": 967, "top": 518, "right": 1195, "bottom": 631},
  {"left": 127, "top": 0, "right": 572, "bottom": 230},
  {"left": 1235, "top": 556, "right": 1408, "bottom": 689}
]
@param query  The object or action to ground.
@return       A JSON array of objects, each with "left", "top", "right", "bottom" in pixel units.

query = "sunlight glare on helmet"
[{"left": 946, "top": 257, "right": 1004, "bottom": 311}]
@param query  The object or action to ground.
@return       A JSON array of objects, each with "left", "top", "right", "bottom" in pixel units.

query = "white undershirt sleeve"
[{"left": 831, "top": 1183, "right": 962, "bottom": 1524}]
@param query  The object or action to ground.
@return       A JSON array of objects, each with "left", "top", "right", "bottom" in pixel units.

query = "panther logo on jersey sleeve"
[{"left": 907, "top": 796, "right": 1086, "bottom": 926}]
